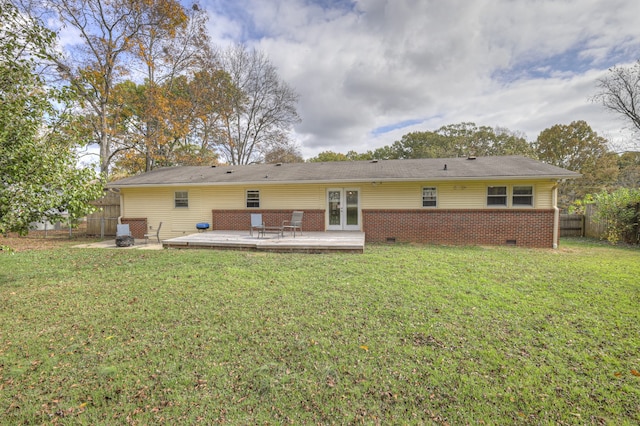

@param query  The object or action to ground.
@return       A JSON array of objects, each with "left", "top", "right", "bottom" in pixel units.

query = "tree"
[
  {"left": 108, "top": 71, "right": 231, "bottom": 177},
  {"left": 0, "top": 0, "right": 103, "bottom": 235},
  {"left": 216, "top": 45, "right": 300, "bottom": 165},
  {"left": 48, "top": 0, "right": 187, "bottom": 177},
  {"left": 370, "top": 123, "right": 535, "bottom": 160},
  {"left": 616, "top": 151, "right": 640, "bottom": 188},
  {"left": 122, "top": 2, "right": 219, "bottom": 173},
  {"left": 308, "top": 151, "right": 350, "bottom": 162},
  {"left": 593, "top": 60, "right": 640, "bottom": 146},
  {"left": 535, "top": 120, "right": 619, "bottom": 208},
  {"left": 264, "top": 141, "right": 304, "bottom": 164}
]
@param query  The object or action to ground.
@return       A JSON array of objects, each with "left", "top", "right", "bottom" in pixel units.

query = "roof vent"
[
  {"left": 467, "top": 155, "right": 476, "bottom": 160},
  {"left": 443, "top": 164, "right": 447, "bottom": 171},
  {"left": 275, "top": 163, "right": 282, "bottom": 166},
  {"left": 211, "top": 165, "right": 217, "bottom": 168},
  {"left": 226, "top": 170, "right": 234, "bottom": 174},
  {"left": 370, "top": 160, "right": 378, "bottom": 163}
]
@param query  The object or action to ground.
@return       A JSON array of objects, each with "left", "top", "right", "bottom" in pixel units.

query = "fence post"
[{"left": 100, "top": 217, "right": 105, "bottom": 239}]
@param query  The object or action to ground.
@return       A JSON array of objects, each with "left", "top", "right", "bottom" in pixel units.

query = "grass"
[{"left": 0, "top": 239, "right": 639, "bottom": 424}]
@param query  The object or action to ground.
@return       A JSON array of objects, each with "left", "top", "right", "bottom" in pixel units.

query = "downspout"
[
  {"left": 552, "top": 183, "right": 559, "bottom": 249},
  {"left": 118, "top": 191, "right": 125, "bottom": 225}
]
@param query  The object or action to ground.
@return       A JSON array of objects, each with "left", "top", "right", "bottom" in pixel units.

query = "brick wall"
[
  {"left": 362, "top": 209, "right": 555, "bottom": 248},
  {"left": 121, "top": 217, "right": 147, "bottom": 239},
  {"left": 211, "top": 210, "right": 325, "bottom": 232}
]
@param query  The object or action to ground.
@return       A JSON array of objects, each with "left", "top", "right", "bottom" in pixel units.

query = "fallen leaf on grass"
[
  {"left": 360, "top": 345, "right": 369, "bottom": 351},
  {"left": 631, "top": 369, "right": 640, "bottom": 377}
]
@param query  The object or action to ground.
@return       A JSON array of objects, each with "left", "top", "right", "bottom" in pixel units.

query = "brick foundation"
[
  {"left": 208, "top": 209, "right": 555, "bottom": 248},
  {"left": 121, "top": 218, "right": 147, "bottom": 239},
  {"left": 211, "top": 210, "right": 325, "bottom": 232},
  {"left": 362, "top": 209, "right": 555, "bottom": 248}
]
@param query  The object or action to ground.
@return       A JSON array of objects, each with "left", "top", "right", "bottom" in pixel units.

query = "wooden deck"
[{"left": 162, "top": 230, "right": 365, "bottom": 253}]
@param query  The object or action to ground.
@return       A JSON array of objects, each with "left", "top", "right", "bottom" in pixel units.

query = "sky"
[{"left": 198, "top": 0, "right": 640, "bottom": 158}]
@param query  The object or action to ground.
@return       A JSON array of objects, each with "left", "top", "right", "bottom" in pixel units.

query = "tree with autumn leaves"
[
  {"left": 535, "top": 120, "right": 620, "bottom": 207},
  {"left": 22, "top": 0, "right": 300, "bottom": 178}
]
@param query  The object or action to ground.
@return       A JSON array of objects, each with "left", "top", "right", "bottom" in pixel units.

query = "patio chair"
[
  {"left": 250, "top": 213, "right": 266, "bottom": 237},
  {"left": 144, "top": 222, "right": 162, "bottom": 244},
  {"left": 283, "top": 211, "right": 303, "bottom": 237}
]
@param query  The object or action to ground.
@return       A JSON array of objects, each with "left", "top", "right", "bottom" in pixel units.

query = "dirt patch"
[{"left": 1, "top": 230, "right": 99, "bottom": 252}]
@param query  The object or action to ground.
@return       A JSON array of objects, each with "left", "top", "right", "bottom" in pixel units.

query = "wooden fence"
[
  {"left": 561, "top": 204, "right": 637, "bottom": 241},
  {"left": 559, "top": 214, "right": 584, "bottom": 237},
  {"left": 583, "top": 204, "right": 608, "bottom": 238},
  {"left": 86, "top": 190, "right": 121, "bottom": 237}
]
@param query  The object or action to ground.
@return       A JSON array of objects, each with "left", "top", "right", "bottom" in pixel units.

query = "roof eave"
[{"left": 109, "top": 174, "right": 580, "bottom": 188}]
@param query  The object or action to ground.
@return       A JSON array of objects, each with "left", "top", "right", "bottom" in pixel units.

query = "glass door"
[{"left": 327, "top": 188, "right": 360, "bottom": 231}]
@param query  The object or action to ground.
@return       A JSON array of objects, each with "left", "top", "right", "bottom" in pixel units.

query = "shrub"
[{"left": 589, "top": 188, "right": 640, "bottom": 244}]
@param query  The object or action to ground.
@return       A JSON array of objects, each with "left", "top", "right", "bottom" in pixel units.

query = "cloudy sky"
[{"left": 200, "top": 0, "right": 640, "bottom": 158}]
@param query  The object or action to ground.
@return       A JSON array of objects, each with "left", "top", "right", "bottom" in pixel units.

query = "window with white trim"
[
  {"left": 174, "top": 191, "right": 188, "bottom": 208},
  {"left": 512, "top": 185, "right": 533, "bottom": 207},
  {"left": 487, "top": 186, "right": 507, "bottom": 206},
  {"left": 246, "top": 190, "right": 260, "bottom": 208},
  {"left": 422, "top": 187, "right": 437, "bottom": 207}
]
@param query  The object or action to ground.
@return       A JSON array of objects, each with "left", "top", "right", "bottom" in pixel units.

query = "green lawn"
[{"left": 1, "top": 239, "right": 638, "bottom": 424}]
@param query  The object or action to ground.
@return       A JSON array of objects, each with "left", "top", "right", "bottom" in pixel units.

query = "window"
[
  {"left": 512, "top": 186, "right": 533, "bottom": 207},
  {"left": 487, "top": 186, "right": 507, "bottom": 206},
  {"left": 422, "top": 187, "right": 437, "bottom": 207},
  {"left": 246, "top": 190, "right": 260, "bottom": 208},
  {"left": 174, "top": 191, "right": 188, "bottom": 208}
]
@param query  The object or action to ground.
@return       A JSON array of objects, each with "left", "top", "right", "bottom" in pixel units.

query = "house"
[{"left": 108, "top": 155, "right": 580, "bottom": 248}]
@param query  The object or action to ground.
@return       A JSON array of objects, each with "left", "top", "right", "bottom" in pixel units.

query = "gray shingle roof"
[{"left": 109, "top": 156, "right": 581, "bottom": 187}]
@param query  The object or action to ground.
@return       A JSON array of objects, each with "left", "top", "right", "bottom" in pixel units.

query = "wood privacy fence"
[
  {"left": 559, "top": 214, "right": 584, "bottom": 237},
  {"left": 86, "top": 190, "right": 121, "bottom": 237},
  {"left": 583, "top": 204, "right": 608, "bottom": 238},
  {"left": 560, "top": 204, "right": 633, "bottom": 239}
]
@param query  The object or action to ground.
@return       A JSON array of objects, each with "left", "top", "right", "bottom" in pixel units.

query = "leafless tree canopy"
[
  {"left": 593, "top": 60, "right": 640, "bottom": 146},
  {"left": 216, "top": 45, "right": 301, "bottom": 165}
]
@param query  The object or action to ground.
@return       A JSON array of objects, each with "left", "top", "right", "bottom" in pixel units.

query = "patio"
[{"left": 162, "top": 230, "right": 365, "bottom": 253}]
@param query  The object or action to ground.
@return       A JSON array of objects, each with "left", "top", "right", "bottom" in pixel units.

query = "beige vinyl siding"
[
  {"left": 357, "top": 180, "right": 557, "bottom": 209},
  {"left": 123, "top": 180, "right": 557, "bottom": 215},
  {"left": 253, "top": 184, "right": 325, "bottom": 209},
  {"left": 122, "top": 188, "right": 212, "bottom": 235},
  {"left": 359, "top": 183, "right": 417, "bottom": 209},
  {"left": 201, "top": 186, "right": 242, "bottom": 209}
]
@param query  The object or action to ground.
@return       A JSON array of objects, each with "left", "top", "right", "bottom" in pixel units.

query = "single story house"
[{"left": 108, "top": 155, "right": 580, "bottom": 248}]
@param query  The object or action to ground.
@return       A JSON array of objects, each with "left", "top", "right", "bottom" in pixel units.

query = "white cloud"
[{"left": 201, "top": 0, "right": 640, "bottom": 158}]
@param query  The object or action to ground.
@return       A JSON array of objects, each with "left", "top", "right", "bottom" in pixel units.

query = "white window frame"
[
  {"left": 174, "top": 191, "right": 189, "bottom": 208},
  {"left": 512, "top": 185, "right": 534, "bottom": 207},
  {"left": 422, "top": 187, "right": 437, "bottom": 207},
  {"left": 487, "top": 186, "right": 508, "bottom": 207},
  {"left": 246, "top": 189, "right": 260, "bottom": 208}
]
